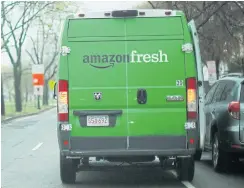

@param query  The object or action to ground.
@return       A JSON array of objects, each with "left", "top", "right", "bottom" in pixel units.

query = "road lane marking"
[
  {"left": 170, "top": 170, "right": 196, "bottom": 188},
  {"left": 182, "top": 181, "right": 196, "bottom": 188},
  {"left": 32, "top": 142, "right": 43, "bottom": 151}
]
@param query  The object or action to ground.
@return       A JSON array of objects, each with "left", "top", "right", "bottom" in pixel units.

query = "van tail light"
[
  {"left": 228, "top": 101, "right": 240, "bottom": 120},
  {"left": 186, "top": 77, "right": 197, "bottom": 120},
  {"left": 58, "top": 80, "right": 69, "bottom": 122}
]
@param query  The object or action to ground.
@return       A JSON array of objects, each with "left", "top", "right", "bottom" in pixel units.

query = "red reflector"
[
  {"left": 58, "top": 80, "right": 68, "bottom": 92},
  {"left": 187, "top": 112, "right": 197, "bottom": 119},
  {"left": 187, "top": 78, "right": 196, "bottom": 89},
  {"left": 63, "top": 140, "right": 69, "bottom": 146},
  {"left": 59, "top": 114, "right": 68, "bottom": 122},
  {"left": 189, "top": 138, "right": 194, "bottom": 144}
]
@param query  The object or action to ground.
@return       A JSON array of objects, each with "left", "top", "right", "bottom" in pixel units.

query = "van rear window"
[
  {"left": 68, "top": 19, "right": 125, "bottom": 37},
  {"left": 125, "top": 17, "right": 183, "bottom": 36},
  {"left": 68, "top": 17, "right": 184, "bottom": 38}
]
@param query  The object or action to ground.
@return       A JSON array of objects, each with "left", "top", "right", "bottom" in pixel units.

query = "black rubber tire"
[
  {"left": 60, "top": 154, "right": 77, "bottom": 184},
  {"left": 176, "top": 156, "right": 195, "bottom": 182},
  {"left": 212, "top": 133, "right": 231, "bottom": 172},
  {"left": 194, "top": 149, "right": 202, "bottom": 161}
]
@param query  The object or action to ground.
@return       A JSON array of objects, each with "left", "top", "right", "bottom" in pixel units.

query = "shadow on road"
[
  {"left": 200, "top": 159, "right": 244, "bottom": 177},
  {"left": 62, "top": 169, "right": 184, "bottom": 188}
]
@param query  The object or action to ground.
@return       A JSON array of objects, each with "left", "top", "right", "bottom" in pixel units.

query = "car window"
[
  {"left": 212, "top": 81, "right": 226, "bottom": 103},
  {"left": 205, "top": 83, "right": 218, "bottom": 105},
  {"left": 220, "top": 80, "right": 236, "bottom": 102},
  {"left": 240, "top": 83, "right": 244, "bottom": 103}
]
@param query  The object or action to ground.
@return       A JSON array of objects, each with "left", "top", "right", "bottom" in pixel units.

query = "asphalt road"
[{"left": 1, "top": 108, "right": 244, "bottom": 188}]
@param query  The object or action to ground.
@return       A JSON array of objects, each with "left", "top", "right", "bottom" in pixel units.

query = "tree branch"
[
  {"left": 3, "top": 2, "right": 53, "bottom": 38},
  {"left": 148, "top": 1, "right": 156, "bottom": 9},
  {"left": 26, "top": 49, "right": 37, "bottom": 65},
  {"left": 197, "top": 2, "right": 228, "bottom": 30}
]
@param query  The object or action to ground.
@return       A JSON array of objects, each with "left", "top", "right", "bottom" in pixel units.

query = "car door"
[
  {"left": 218, "top": 80, "right": 237, "bottom": 130},
  {"left": 204, "top": 83, "right": 219, "bottom": 147},
  {"left": 210, "top": 81, "right": 226, "bottom": 121}
]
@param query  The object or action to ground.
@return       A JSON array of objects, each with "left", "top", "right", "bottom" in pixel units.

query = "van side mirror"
[{"left": 53, "top": 82, "right": 57, "bottom": 100}]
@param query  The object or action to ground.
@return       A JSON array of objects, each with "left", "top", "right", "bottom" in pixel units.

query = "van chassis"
[
  {"left": 60, "top": 154, "right": 195, "bottom": 184},
  {"left": 73, "top": 156, "right": 192, "bottom": 171}
]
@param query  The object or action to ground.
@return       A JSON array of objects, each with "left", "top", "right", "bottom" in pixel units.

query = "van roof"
[{"left": 67, "top": 9, "right": 185, "bottom": 19}]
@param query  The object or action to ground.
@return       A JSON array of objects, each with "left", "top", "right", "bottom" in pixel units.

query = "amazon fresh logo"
[{"left": 83, "top": 50, "right": 169, "bottom": 69}]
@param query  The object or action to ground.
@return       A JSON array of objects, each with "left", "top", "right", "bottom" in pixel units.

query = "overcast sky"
[{"left": 1, "top": 1, "right": 142, "bottom": 67}]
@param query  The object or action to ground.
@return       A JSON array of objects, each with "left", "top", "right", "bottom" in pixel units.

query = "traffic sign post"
[
  {"left": 32, "top": 64, "right": 45, "bottom": 96},
  {"left": 206, "top": 61, "right": 217, "bottom": 86}
]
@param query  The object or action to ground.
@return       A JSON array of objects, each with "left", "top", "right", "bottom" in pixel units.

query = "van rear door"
[
  {"left": 188, "top": 20, "right": 206, "bottom": 150},
  {"left": 67, "top": 18, "right": 128, "bottom": 151},
  {"left": 240, "top": 82, "right": 244, "bottom": 143},
  {"left": 125, "top": 17, "right": 193, "bottom": 150}
]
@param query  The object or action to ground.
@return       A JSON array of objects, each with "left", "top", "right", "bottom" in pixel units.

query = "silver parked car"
[{"left": 204, "top": 76, "right": 244, "bottom": 172}]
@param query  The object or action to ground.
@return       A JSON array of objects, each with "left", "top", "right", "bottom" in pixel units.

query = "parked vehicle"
[
  {"left": 53, "top": 9, "right": 205, "bottom": 184},
  {"left": 204, "top": 76, "right": 244, "bottom": 172}
]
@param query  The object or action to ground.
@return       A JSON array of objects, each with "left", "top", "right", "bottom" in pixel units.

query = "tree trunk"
[
  {"left": 42, "top": 80, "right": 49, "bottom": 106},
  {"left": 215, "top": 58, "right": 220, "bottom": 79},
  {"left": 13, "top": 66, "right": 22, "bottom": 112},
  {"left": 241, "top": 58, "right": 244, "bottom": 74},
  {"left": 37, "top": 95, "right": 41, "bottom": 109},
  {"left": 25, "top": 85, "right": 28, "bottom": 103},
  {"left": 1, "top": 76, "right": 6, "bottom": 116}
]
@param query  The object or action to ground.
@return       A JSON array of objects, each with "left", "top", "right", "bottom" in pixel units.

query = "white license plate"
[{"left": 87, "top": 115, "right": 109, "bottom": 126}]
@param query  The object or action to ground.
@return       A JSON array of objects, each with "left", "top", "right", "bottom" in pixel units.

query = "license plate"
[{"left": 87, "top": 115, "right": 109, "bottom": 126}]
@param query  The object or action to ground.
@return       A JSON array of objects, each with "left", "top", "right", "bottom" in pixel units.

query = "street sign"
[
  {"left": 33, "top": 85, "right": 43, "bottom": 96},
  {"left": 48, "top": 79, "right": 56, "bottom": 91},
  {"left": 207, "top": 61, "right": 217, "bottom": 86},
  {"left": 32, "top": 64, "right": 44, "bottom": 96}
]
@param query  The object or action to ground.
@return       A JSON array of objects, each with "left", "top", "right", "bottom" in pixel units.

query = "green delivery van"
[{"left": 54, "top": 9, "right": 206, "bottom": 184}]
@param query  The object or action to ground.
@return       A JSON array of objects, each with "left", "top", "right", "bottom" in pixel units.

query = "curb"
[{"left": 1, "top": 106, "right": 56, "bottom": 124}]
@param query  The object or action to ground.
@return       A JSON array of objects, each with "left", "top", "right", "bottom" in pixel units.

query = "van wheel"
[
  {"left": 60, "top": 154, "right": 77, "bottom": 184},
  {"left": 194, "top": 149, "right": 202, "bottom": 161},
  {"left": 176, "top": 156, "right": 195, "bottom": 182},
  {"left": 212, "top": 133, "right": 230, "bottom": 172}
]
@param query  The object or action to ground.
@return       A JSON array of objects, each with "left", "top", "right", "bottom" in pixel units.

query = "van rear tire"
[
  {"left": 60, "top": 154, "right": 77, "bottom": 184},
  {"left": 176, "top": 156, "right": 195, "bottom": 182}
]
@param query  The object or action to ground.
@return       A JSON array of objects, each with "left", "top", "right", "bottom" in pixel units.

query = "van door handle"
[{"left": 137, "top": 89, "right": 147, "bottom": 104}]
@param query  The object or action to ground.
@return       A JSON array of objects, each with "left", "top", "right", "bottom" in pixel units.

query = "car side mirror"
[{"left": 53, "top": 82, "right": 57, "bottom": 100}]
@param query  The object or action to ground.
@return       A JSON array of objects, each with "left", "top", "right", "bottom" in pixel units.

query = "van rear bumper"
[{"left": 61, "top": 148, "right": 196, "bottom": 158}]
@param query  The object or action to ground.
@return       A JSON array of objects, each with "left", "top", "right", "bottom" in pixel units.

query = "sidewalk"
[{"left": 1, "top": 105, "right": 56, "bottom": 124}]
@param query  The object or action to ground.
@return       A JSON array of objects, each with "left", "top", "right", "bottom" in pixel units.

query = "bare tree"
[
  {"left": 25, "top": 2, "right": 79, "bottom": 106},
  {"left": 1, "top": 1, "right": 53, "bottom": 112},
  {"left": 26, "top": 17, "right": 60, "bottom": 107},
  {"left": 1, "top": 75, "right": 5, "bottom": 116},
  {"left": 145, "top": 1, "right": 244, "bottom": 78}
]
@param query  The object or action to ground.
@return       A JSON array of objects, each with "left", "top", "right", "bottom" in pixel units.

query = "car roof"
[{"left": 219, "top": 76, "right": 244, "bottom": 84}]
